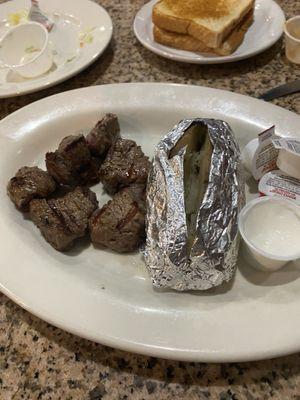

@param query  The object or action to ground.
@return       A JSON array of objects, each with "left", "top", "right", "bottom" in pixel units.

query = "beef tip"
[
  {"left": 30, "top": 198, "right": 75, "bottom": 251},
  {"left": 86, "top": 113, "right": 120, "bottom": 157},
  {"left": 46, "top": 135, "right": 91, "bottom": 185},
  {"left": 7, "top": 166, "right": 56, "bottom": 211},
  {"left": 79, "top": 157, "right": 101, "bottom": 185},
  {"left": 30, "top": 187, "right": 98, "bottom": 251},
  {"left": 99, "top": 138, "right": 150, "bottom": 194},
  {"left": 57, "top": 135, "right": 91, "bottom": 169},
  {"left": 45, "top": 152, "right": 74, "bottom": 185},
  {"left": 125, "top": 183, "right": 146, "bottom": 213},
  {"left": 90, "top": 185, "right": 146, "bottom": 253}
]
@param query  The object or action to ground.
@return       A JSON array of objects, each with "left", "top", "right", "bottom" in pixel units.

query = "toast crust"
[
  {"left": 152, "top": 0, "right": 255, "bottom": 48},
  {"left": 154, "top": 25, "right": 213, "bottom": 53},
  {"left": 153, "top": 10, "right": 254, "bottom": 56},
  {"left": 218, "top": 10, "right": 253, "bottom": 55},
  {"left": 152, "top": 3, "right": 190, "bottom": 34}
]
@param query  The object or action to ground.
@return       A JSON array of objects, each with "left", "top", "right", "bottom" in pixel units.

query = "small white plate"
[
  {"left": 134, "top": 0, "right": 285, "bottom": 64},
  {"left": 0, "top": 0, "right": 112, "bottom": 98},
  {"left": 1, "top": 83, "right": 300, "bottom": 363}
]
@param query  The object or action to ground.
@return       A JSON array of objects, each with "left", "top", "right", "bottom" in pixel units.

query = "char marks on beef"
[
  {"left": 86, "top": 113, "right": 120, "bottom": 157},
  {"left": 90, "top": 185, "right": 146, "bottom": 253},
  {"left": 46, "top": 135, "right": 91, "bottom": 186},
  {"left": 30, "top": 187, "right": 98, "bottom": 251},
  {"left": 99, "top": 138, "right": 150, "bottom": 194},
  {"left": 7, "top": 166, "right": 56, "bottom": 211}
]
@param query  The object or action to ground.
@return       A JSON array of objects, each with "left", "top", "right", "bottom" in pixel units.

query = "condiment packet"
[
  {"left": 272, "top": 138, "right": 300, "bottom": 154},
  {"left": 249, "top": 126, "right": 279, "bottom": 180},
  {"left": 272, "top": 137, "right": 300, "bottom": 180},
  {"left": 28, "top": 0, "right": 54, "bottom": 31},
  {"left": 259, "top": 170, "right": 300, "bottom": 205}
]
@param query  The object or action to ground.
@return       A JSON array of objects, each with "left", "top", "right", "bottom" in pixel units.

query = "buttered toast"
[
  {"left": 152, "top": 0, "right": 255, "bottom": 49},
  {"left": 153, "top": 10, "right": 254, "bottom": 56}
]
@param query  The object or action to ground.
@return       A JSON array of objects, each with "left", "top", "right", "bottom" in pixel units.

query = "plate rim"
[
  {"left": 1, "top": 82, "right": 300, "bottom": 363},
  {"left": 0, "top": 0, "right": 113, "bottom": 98},
  {"left": 133, "top": 0, "right": 285, "bottom": 64}
]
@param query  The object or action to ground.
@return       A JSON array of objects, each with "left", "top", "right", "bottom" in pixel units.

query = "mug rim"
[{"left": 284, "top": 16, "right": 300, "bottom": 44}]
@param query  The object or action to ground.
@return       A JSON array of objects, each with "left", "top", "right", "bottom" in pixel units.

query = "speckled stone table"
[{"left": 1, "top": 1, "right": 300, "bottom": 399}]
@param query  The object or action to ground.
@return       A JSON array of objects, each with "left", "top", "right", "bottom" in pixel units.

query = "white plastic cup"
[
  {"left": 0, "top": 22, "right": 52, "bottom": 78},
  {"left": 284, "top": 16, "right": 300, "bottom": 65},
  {"left": 238, "top": 197, "right": 300, "bottom": 272},
  {"left": 241, "top": 138, "right": 259, "bottom": 174}
]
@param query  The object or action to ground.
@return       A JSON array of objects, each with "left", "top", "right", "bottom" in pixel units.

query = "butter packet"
[
  {"left": 272, "top": 137, "right": 300, "bottom": 180},
  {"left": 251, "top": 126, "right": 279, "bottom": 180},
  {"left": 259, "top": 170, "right": 300, "bottom": 205}
]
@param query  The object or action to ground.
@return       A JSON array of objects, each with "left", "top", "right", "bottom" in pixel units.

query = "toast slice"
[
  {"left": 152, "top": 0, "right": 255, "bottom": 49},
  {"left": 153, "top": 10, "right": 254, "bottom": 56}
]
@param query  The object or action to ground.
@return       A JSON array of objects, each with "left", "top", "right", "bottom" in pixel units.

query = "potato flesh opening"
[{"left": 170, "top": 124, "right": 212, "bottom": 252}]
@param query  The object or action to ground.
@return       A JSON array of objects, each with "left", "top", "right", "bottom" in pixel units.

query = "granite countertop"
[{"left": 1, "top": 0, "right": 300, "bottom": 399}]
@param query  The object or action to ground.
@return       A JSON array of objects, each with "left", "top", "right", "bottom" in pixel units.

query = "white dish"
[
  {"left": 0, "top": 0, "right": 112, "bottom": 98},
  {"left": 133, "top": 0, "right": 285, "bottom": 64},
  {"left": 1, "top": 83, "right": 300, "bottom": 363}
]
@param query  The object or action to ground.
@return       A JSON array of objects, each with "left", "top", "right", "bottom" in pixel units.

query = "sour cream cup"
[
  {"left": 0, "top": 22, "right": 52, "bottom": 78},
  {"left": 238, "top": 197, "right": 300, "bottom": 272}
]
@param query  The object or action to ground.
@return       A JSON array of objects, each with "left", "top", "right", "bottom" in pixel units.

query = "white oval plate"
[
  {"left": 1, "top": 83, "right": 300, "bottom": 363},
  {"left": 134, "top": 0, "right": 285, "bottom": 64},
  {"left": 0, "top": 0, "right": 112, "bottom": 98}
]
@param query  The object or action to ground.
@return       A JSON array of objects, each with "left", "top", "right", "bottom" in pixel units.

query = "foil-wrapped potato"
[{"left": 144, "top": 118, "right": 245, "bottom": 291}]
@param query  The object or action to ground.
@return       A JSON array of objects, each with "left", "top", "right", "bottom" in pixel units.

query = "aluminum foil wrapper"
[{"left": 144, "top": 118, "right": 245, "bottom": 291}]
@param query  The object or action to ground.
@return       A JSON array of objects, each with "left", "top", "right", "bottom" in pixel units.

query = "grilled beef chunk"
[
  {"left": 125, "top": 183, "right": 146, "bottom": 213},
  {"left": 86, "top": 113, "right": 120, "bottom": 157},
  {"left": 7, "top": 166, "right": 56, "bottom": 211},
  {"left": 46, "top": 135, "right": 91, "bottom": 185},
  {"left": 45, "top": 152, "right": 74, "bottom": 185},
  {"left": 79, "top": 157, "right": 101, "bottom": 185},
  {"left": 30, "top": 187, "right": 98, "bottom": 251},
  {"left": 99, "top": 138, "right": 150, "bottom": 194},
  {"left": 90, "top": 185, "right": 146, "bottom": 253}
]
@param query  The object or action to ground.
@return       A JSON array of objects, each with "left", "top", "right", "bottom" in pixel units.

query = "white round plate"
[
  {"left": 134, "top": 0, "right": 285, "bottom": 64},
  {"left": 0, "top": 0, "right": 112, "bottom": 98},
  {"left": 1, "top": 83, "right": 300, "bottom": 363}
]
